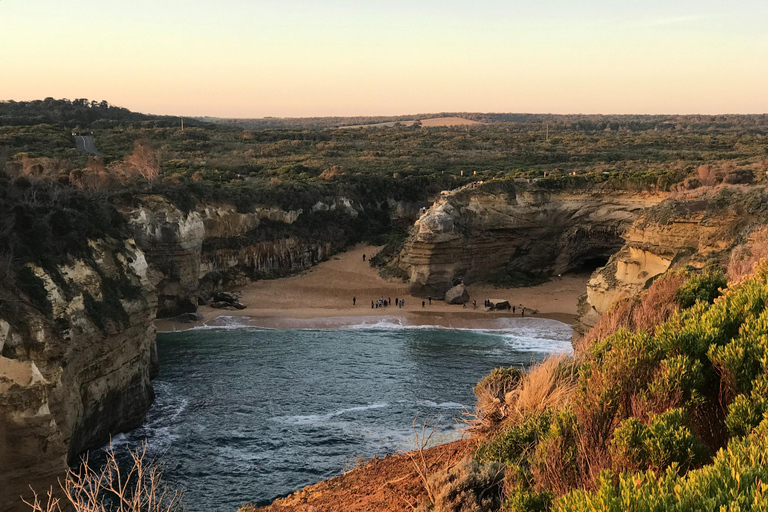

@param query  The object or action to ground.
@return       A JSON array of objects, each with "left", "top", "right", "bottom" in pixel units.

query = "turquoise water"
[{"left": 110, "top": 318, "right": 572, "bottom": 511}]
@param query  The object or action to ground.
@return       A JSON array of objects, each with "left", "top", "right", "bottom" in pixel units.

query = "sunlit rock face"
[
  {"left": 396, "top": 183, "right": 666, "bottom": 298},
  {"left": 574, "top": 186, "right": 768, "bottom": 339}
]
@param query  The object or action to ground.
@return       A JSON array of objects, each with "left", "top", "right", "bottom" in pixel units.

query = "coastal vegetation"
[{"left": 411, "top": 260, "right": 768, "bottom": 511}]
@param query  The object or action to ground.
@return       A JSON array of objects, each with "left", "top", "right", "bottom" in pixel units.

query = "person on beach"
[
  {"left": 463, "top": 301, "right": 467, "bottom": 308},
  {"left": 428, "top": 296, "right": 432, "bottom": 305},
  {"left": 521, "top": 307, "right": 525, "bottom": 317},
  {"left": 422, "top": 300, "right": 425, "bottom": 308},
  {"left": 371, "top": 300, "right": 374, "bottom": 309},
  {"left": 353, "top": 296, "right": 356, "bottom": 306},
  {"left": 473, "top": 300, "right": 476, "bottom": 309},
  {"left": 512, "top": 305, "right": 516, "bottom": 314},
  {"left": 363, "top": 254, "right": 366, "bottom": 262}
]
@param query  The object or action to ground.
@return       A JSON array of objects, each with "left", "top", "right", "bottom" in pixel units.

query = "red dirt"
[{"left": 250, "top": 440, "right": 473, "bottom": 512}]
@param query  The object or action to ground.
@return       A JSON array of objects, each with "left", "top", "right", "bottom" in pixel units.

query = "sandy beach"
[{"left": 155, "top": 244, "right": 590, "bottom": 332}]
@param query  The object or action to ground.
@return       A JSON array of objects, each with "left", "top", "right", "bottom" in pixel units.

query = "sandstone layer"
[{"left": 395, "top": 182, "right": 666, "bottom": 298}]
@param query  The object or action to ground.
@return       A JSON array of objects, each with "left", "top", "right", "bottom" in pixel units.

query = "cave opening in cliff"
[{"left": 573, "top": 255, "right": 610, "bottom": 273}]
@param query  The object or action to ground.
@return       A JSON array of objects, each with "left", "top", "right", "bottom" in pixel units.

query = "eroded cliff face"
[
  {"left": 0, "top": 239, "right": 157, "bottom": 511},
  {"left": 125, "top": 195, "right": 361, "bottom": 316},
  {"left": 574, "top": 186, "right": 768, "bottom": 338},
  {"left": 396, "top": 184, "right": 666, "bottom": 298}
]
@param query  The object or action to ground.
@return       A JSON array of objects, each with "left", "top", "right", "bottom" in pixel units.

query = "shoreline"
[{"left": 155, "top": 244, "right": 589, "bottom": 333}]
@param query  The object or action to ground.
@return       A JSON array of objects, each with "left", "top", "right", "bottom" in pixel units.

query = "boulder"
[
  {"left": 488, "top": 300, "right": 511, "bottom": 311},
  {"left": 445, "top": 284, "right": 470, "bottom": 305},
  {"left": 210, "top": 300, "right": 246, "bottom": 310},
  {"left": 171, "top": 312, "right": 203, "bottom": 323},
  {"left": 213, "top": 291, "right": 239, "bottom": 304},
  {"left": 210, "top": 301, "right": 236, "bottom": 310}
]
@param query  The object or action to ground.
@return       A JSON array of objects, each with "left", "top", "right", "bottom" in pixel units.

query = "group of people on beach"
[
  {"left": 352, "top": 296, "right": 405, "bottom": 308},
  {"left": 352, "top": 294, "right": 532, "bottom": 315},
  {"left": 370, "top": 297, "right": 403, "bottom": 308}
]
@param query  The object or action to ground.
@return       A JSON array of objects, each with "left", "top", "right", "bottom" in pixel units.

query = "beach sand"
[{"left": 155, "top": 244, "right": 590, "bottom": 332}]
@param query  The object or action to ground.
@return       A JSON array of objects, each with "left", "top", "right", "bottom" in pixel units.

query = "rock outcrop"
[
  {"left": 574, "top": 186, "right": 768, "bottom": 338},
  {"left": 395, "top": 183, "right": 666, "bottom": 298},
  {"left": 444, "top": 284, "right": 469, "bottom": 304},
  {"left": 0, "top": 239, "right": 157, "bottom": 511}
]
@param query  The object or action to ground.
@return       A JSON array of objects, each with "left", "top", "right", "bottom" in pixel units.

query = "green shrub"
[
  {"left": 610, "top": 409, "right": 707, "bottom": 474},
  {"left": 531, "top": 409, "right": 582, "bottom": 496},
  {"left": 503, "top": 489, "right": 552, "bottom": 512},
  {"left": 475, "top": 413, "right": 551, "bottom": 466},
  {"left": 675, "top": 269, "right": 726, "bottom": 308},
  {"left": 725, "top": 394, "right": 766, "bottom": 438},
  {"left": 473, "top": 366, "right": 525, "bottom": 421},
  {"left": 555, "top": 418, "right": 768, "bottom": 512}
]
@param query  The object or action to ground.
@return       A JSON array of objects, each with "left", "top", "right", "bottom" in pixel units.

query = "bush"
[
  {"left": 418, "top": 458, "right": 505, "bottom": 512},
  {"left": 473, "top": 366, "right": 524, "bottom": 423},
  {"left": 475, "top": 413, "right": 552, "bottom": 466},
  {"left": 610, "top": 408, "right": 707, "bottom": 474},
  {"left": 675, "top": 269, "right": 726, "bottom": 308},
  {"left": 555, "top": 418, "right": 768, "bottom": 512}
]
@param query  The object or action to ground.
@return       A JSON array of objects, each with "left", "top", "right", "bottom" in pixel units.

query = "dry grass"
[
  {"left": 727, "top": 227, "right": 768, "bottom": 283},
  {"left": 24, "top": 441, "right": 183, "bottom": 512},
  {"left": 504, "top": 355, "right": 577, "bottom": 423}
]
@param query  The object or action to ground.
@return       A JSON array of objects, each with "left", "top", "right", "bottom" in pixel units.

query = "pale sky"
[{"left": 1, "top": 1, "right": 766, "bottom": 117}]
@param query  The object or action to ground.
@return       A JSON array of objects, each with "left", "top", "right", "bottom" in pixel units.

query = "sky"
[{"left": 1, "top": 0, "right": 766, "bottom": 117}]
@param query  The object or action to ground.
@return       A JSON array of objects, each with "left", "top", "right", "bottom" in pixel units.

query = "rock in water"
[{"left": 445, "top": 284, "right": 470, "bottom": 304}]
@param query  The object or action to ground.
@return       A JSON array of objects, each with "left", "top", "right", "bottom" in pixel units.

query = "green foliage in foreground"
[
  {"left": 466, "top": 263, "right": 768, "bottom": 511},
  {"left": 556, "top": 418, "right": 768, "bottom": 512}
]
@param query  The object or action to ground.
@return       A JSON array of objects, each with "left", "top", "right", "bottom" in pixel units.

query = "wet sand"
[{"left": 155, "top": 244, "right": 590, "bottom": 332}]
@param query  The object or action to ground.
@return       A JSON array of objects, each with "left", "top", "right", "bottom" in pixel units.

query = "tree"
[{"left": 126, "top": 139, "right": 161, "bottom": 182}]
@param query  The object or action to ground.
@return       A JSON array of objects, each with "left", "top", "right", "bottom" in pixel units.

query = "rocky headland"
[{"left": 391, "top": 182, "right": 667, "bottom": 298}]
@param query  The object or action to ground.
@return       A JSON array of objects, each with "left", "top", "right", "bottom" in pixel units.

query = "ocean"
[{"left": 106, "top": 317, "right": 573, "bottom": 511}]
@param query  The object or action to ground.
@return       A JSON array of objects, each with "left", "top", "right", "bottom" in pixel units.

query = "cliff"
[
  {"left": 574, "top": 186, "right": 768, "bottom": 338},
  {"left": 395, "top": 182, "right": 666, "bottom": 298},
  {"left": 125, "top": 195, "right": 378, "bottom": 317},
  {"left": 0, "top": 238, "right": 157, "bottom": 511}
]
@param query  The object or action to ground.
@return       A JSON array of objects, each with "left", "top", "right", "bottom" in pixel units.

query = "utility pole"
[
  {"left": 545, "top": 123, "right": 549, "bottom": 141},
  {"left": 181, "top": 118, "right": 184, "bottom": 132}
]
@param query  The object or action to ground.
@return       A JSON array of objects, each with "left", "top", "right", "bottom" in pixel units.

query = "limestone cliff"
[
  {"left": 574, "top": 186, "right": 768, "bottom": 338},
  {"left": 395, "top": 182, "right": 666, "bottom": 298},
  {"left": 125, "top": 195, "right": 360, "bottom": 317},
  {"left": 126, "top": 195, "right": 424, "bottom": 317},
  {"left": 0, "top": 239, "right": 157, "bottom": 511}
]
